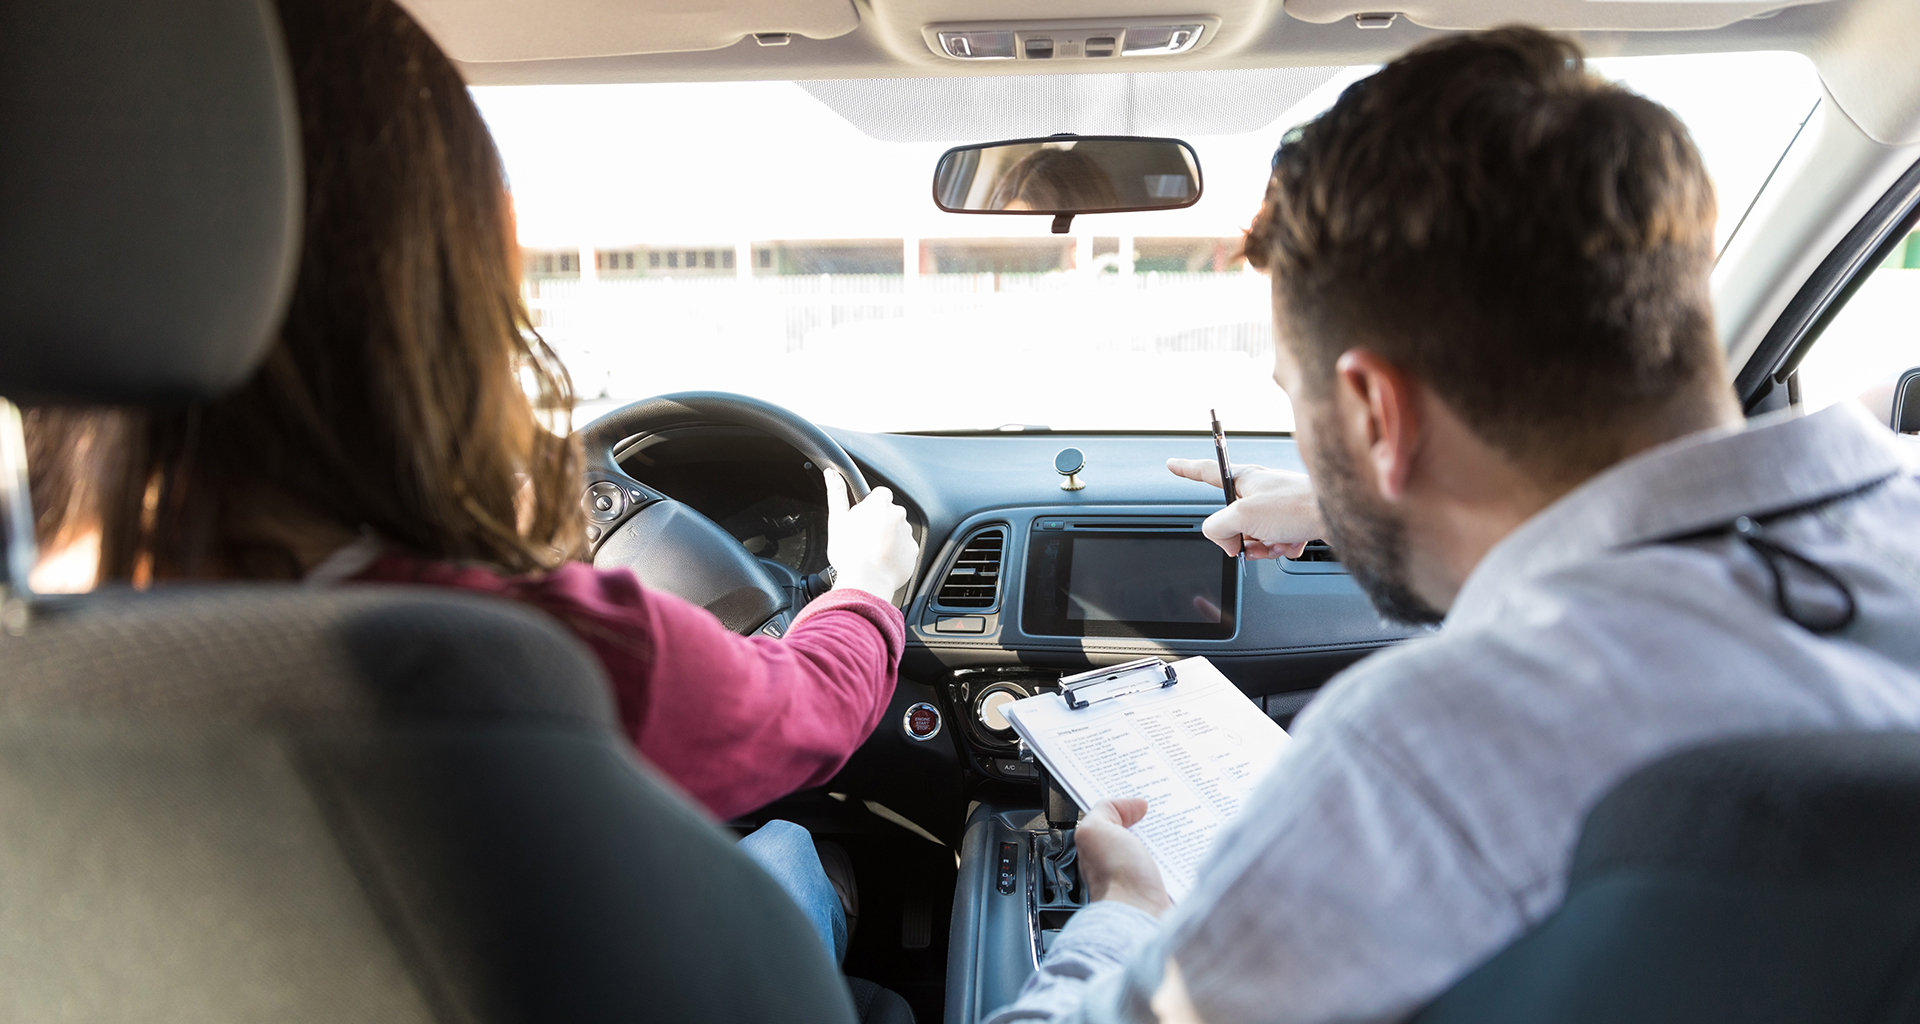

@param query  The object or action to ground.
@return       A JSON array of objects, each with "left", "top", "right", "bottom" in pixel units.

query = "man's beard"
[{"left": 1303, "top": 412, "right": 1446, "bottom": 627}]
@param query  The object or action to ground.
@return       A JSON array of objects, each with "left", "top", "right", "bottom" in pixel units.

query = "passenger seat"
[{"left": 1416, "top": 733, "right": 1920, "bottom": 1024}]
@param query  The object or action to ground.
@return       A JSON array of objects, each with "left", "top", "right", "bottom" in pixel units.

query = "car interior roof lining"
[{"left": 432, "top": 0, "right": 1845, "bottom": 86}]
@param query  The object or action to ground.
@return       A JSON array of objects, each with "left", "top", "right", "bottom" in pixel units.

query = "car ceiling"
[
  {"left": 415, "top": 0, "right": 1832, "bottom": 80},
  {"left": 403, "top": 0, "right": 1919, "bottom": 147}
]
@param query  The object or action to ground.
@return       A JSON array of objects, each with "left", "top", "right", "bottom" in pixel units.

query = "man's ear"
[{"left": 1331, "top": 349, "right": 1422, "bottom": 501}]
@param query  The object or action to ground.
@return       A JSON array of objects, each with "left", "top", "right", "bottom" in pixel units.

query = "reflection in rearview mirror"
[{"left": 933, "top": 135, "right": 1201, "bottom": 232}]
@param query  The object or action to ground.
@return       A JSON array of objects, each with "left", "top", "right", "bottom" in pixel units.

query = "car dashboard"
[
  {"left": 615, "top": 424, "right": 1420, "bottom": 1023},
  {"left": 615, "top": 426, "right": 1416, "bottom": 683}
]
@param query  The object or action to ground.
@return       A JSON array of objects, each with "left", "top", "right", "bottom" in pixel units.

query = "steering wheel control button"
[
  {"left": 996, "top": 841, "right": 1019, "bottom": 894},
  {"left": 903, "top": 702, "right": 943, "bottom": 741},
  {"left": 582, "top": 481, "right": 628, "bottom": 524},
  {"left": 1055, "top": 447, "right": 1086, "bottom": 491},
  {"left": 934, "top": 615, "right": 987, "bottom": 634}
]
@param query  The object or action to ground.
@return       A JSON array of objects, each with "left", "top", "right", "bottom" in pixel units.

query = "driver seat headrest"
[{"left": 0, "top": 0, "right": 300, "bottom": 404}]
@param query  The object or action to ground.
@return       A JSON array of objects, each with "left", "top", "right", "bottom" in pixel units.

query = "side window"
[{"left": 1795, "top": 228, "right": 1920, "bottom": 427}]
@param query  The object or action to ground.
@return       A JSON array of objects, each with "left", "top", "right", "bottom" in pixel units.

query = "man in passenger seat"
[{"left": 989, "top": 26, "right": 1920, "bottom": 1024}]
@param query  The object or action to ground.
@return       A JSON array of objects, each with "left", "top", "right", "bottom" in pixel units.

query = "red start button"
[{"left": 903, "top": 702, "right": 942, "bottom": 741}]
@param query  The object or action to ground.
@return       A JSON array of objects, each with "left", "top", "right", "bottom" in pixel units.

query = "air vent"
[
  {"left": 1290, "top": 540, "right": 1340, "bottom": 563},
  {"left": 935, "top": 528, "right": 1006, "bottom": 609}
]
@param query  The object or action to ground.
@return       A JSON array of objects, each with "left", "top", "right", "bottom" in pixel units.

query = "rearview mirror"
[{"left": 932, "top": 135, "right": 1201, "bottom": 232}]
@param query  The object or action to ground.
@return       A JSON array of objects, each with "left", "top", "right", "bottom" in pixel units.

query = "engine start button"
[{"left": 903, "top": 702, "right": 942, "bottom": 741}]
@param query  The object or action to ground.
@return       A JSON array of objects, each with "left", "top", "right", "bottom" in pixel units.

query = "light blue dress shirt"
[{"left": 986, "top": 402, "right": 1920, "bottom": 1024}]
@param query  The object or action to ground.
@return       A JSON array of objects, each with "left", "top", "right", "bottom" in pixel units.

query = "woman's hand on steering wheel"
[{"left": 823, "top": 468, "right": 917, "bottom": 601}]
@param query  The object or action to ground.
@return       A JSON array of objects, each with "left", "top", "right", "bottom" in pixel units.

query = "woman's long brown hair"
[{"left": 29, "top": 0, "right": 584, "bottom": 581}]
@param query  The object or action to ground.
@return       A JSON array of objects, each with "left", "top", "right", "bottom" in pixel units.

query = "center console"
[
  {"left": 926, "top": 506, "right": 1380, "bottom": 1023},
  {"left": 944, "top": 667, "right": 1061, "bottom": 783},
  {"left": 930, "top": 512, "right": 1232, "bottom": 1021},
  {"left": 912, "top": 508, "right": 1241, "bottom": 654},
  {"left": 945, "top": 798, "right": 1088, "bottom": 1024},
  {"left": 923, "top": 510, "right": 1242, "bottom": 787},
  {"left": 1020, "top": 518, "right": 1237, "bottom": 640}
]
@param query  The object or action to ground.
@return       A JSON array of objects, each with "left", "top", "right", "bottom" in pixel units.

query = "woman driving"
[{"left": 25, "top": 0, "right": 917, "bottom": 825}]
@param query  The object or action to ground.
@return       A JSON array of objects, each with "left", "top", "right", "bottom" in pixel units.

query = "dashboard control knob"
[
  {"left": 1055, "top": 447, "right": 1086, "bottom": 491},
  {"left": 977, "top": 689, "right": 1018, "bottom": 733}
]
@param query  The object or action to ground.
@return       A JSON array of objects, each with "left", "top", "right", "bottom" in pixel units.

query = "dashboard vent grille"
[
  {"left": 935, "top": 528, "right": 1006, "bottom": 609},
  {"left": 1290, "top": 540, "right": 1340, "bottom": 563}
]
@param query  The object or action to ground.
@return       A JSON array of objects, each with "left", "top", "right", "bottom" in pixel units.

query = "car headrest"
[{"left": 0, "top": 0, "right": 300, "bottom": 404}]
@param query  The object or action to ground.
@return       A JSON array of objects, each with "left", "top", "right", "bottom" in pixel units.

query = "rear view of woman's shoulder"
[{"left": 507, "top": 559, "right": 648, "bottom": 613}]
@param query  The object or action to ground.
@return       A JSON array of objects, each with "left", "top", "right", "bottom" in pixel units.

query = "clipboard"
[
  {"left": 1001, "top": 655, "right": 1290, "bottom": 903},
  {"left": 1059, "top": 657, "right": 1180, "bottom": 710}
]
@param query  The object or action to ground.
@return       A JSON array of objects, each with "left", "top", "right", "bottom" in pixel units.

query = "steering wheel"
[{"left": 575, "top": 391, "right": 872, "bottom": 636}]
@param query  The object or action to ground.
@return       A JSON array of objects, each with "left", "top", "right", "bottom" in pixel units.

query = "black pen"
[{"left": 1210, "top": 409, "right": 1244, "bottom": 557}]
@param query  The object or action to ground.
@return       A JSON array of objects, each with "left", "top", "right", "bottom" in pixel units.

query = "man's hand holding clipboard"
[
  {"left": 1002, "top": 658, "right": 1290, "bottom": 904},
  {"left": 1076, "top": 798, "right": 1174, "bottom": 918}
]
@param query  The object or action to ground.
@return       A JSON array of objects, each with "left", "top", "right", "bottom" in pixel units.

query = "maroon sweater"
[{"left": 354, "top": 553, "right": 905, "bottom": 820}]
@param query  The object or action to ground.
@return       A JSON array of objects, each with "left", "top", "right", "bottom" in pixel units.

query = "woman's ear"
[{"left": 1331, "top": 348, "right": 1423, "bottom": 501}]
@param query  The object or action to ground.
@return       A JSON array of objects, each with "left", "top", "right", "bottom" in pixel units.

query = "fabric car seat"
[
  {"left": 1415, "top": 732, "right": 1920, "bottom": 1024},
  {"left": 0, "top": 1, "right": 877, "bottom": 1020}
]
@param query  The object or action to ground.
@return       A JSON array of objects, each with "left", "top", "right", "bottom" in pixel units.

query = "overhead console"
[
  {"left": 923, "top": 18, "right": 1219, "bottom": 61},
  {"left": 859, "top": 0, "right": 1282, "bottom": 70}
]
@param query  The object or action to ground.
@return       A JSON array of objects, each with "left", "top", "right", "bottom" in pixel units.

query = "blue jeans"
[{"left": 738, "top": 819, "right": 848, "bottom": 965}]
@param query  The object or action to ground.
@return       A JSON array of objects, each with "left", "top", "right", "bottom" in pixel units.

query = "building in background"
[{"left": 526, "top": 237, "right": 1244, "bottom": 279}]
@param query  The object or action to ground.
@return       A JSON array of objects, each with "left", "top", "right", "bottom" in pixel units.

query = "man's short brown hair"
[{"left": 1246, "top": 27, "right": 1721, "bottom": 477}]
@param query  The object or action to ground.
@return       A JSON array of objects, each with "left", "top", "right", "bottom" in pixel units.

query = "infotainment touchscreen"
[{"left": 1022, "top": 523, "right": 1237, "bottom": 640}]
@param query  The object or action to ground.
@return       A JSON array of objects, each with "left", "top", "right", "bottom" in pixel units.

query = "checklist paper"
[{"left": 1002, "top": 657, "right": 1290, "bottom": 903}]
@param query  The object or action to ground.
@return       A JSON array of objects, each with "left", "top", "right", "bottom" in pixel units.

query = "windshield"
[{"left": 475, "top": 52, "right": 1819, "bottom": 434}]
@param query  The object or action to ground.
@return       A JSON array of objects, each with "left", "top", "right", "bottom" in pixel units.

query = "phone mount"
[{"left": 1055, "top": 447, "right": 1086, "bottom": 491}]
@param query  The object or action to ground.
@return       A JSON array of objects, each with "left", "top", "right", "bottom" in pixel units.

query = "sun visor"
[
  {"left": 399, "top": 0, "right": 860, "bottom": 62},
  {"left": 803, "top": 67, "right": 1341, "bottom": 143},
  {"left": 1283, "top": 0, "right": 1834, "bottom": 32}
]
